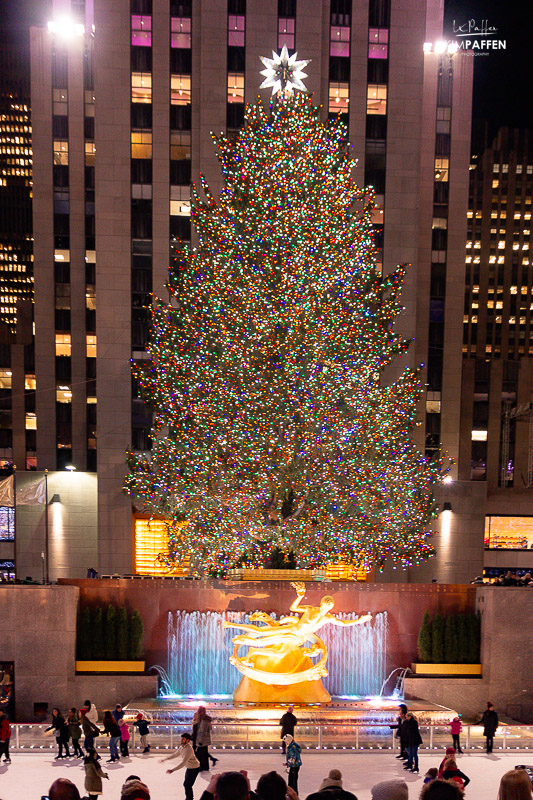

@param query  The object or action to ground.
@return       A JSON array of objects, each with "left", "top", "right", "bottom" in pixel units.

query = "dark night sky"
[{"left": 1, "top": 0, "right": 532, "bottom": 154}]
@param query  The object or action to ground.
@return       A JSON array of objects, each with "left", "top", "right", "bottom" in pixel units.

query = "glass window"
[
  {"left": 25, "top": 413, "right": 37, "bottom": 430},
  {"left": 171, "top": 74, "right": 191, "bottom": 105},
  {"left": 53, "top": 88, "right": 68, "bottom": 115},
  {"left": 56, "top": 386, "right": 72, "bottom": 403},
  {"left": 131, "top": 14, "right": 152, "bottom": 47},
  {"left": 329, "top": 82, "right": 349, "bottom": 113},
  {"left": 132, "top": 131, "right": 152, "bottom": 159},
  {"left": 170, "top": 199, "right": 191, "bottom": 216},
  {"left": 278, "top": 17, "right": 295, "bottom": 49},
  {"left": 227, "top": 73, "right": 245, "bottom": 103},
  {"left": 0, "top": 370, "right": 12, "bottom": 390},
  {"left": 330, "top": 25, "right": 350, "bottom": 57},
  {"left": 56, "top": 333, "right": 71, "bottom": 357},
  {"left": 84, "top": 89, "right": 95, "bottom": 117},
  {"left": 85, "top": 142, "right": 96, "bottom": 166},
  {"left": 435, "top": 157, "right": 449, "bottom": 182},
  {"left": 171, "top": 16, "right": 191, "bottom": 48},
  {"left": 228, "top": 14, "right": 245, "bottom": 46},
  {"left": 132, "top": 72, "right": 152, "bottom": 103},
  {"left": 368, "top": 28, "right": 388, "bottom": 59},
  {"left": 0, "top": 508, "right": 14, "bottom": 541},
  {"left": 25, "top": 375, "right": 36, "bottom": 391},
  {"left": 86, "top": 335, "right": 97, "bottom": 358},
  {"left": 170, "top": 132, "right": 191, "bottom": 161},
  {"left": 485, "top": 515, "right": 533, "bottom": 549},
  {"left": 366, "top": 84, "right": 386, "bottom": 115},
  {"left": 53, "top": 140, "right": 69, "bottom": 165}
]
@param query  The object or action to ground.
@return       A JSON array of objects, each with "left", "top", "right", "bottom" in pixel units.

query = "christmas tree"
[{"left": 125, "top": 51, "right": 442, "bottom": 576}]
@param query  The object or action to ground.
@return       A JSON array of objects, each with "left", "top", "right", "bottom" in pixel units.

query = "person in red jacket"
[
  {"left": 449, "top": 716, "right": 463, "bottom": 753},
  {"left": 0, "top": 709, "right": 11, "bottom": 763}
]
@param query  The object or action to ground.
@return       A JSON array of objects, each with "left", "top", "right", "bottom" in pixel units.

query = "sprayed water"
[{"left": 163, "top": 610, "right": 388, "bottom": 698}]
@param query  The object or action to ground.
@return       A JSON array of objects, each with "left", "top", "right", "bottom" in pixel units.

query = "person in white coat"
[{"left": 160, "top": 732, "right": 200, "bottom": 800}]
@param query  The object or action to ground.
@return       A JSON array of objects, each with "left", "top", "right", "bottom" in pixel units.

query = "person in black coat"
[
  {"left": 480, "top": 701, "right": 499, "bottom": 753},
  {"left": 46, "top": 707, "right": 71, "bottom": 759},
  {"left": 280, "top": 706, "right": 297, "bottom": 755},
  {"left": 402, "top": 712, "right": 423, "bottom": 773},
  {"left": 390, "top": 704, "right": 408, "bottom": 761}
]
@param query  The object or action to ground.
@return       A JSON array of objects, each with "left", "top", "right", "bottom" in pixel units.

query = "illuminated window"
[
  {"left": 228, "top": 15, "right": 245, "bottom": 47},
  {"left": 85, "top": 142, "right": 95, "bottom": 166},
  {"left": 131, "top": 72, "right": 152, "bottom": 103},
  {"left": 329, "top": 82, "right": 349, "bottom": 113},
  {"left": 25, "top": 413, "right": 36, "bottom": 430},
  {"left": 171, "top": 16, "right": 191, "bottom": 48},
  {"left": 492, "top": 179, "right": 499, "bottom": 188},
  {"left": 53, "top": 88, "right": 68, "bottom": 115},
  {"left": 432, "top": 217, "right": 447, "bottom": 229},
  {"left": 56, "top": 386, "right": 72, "bottom": 403},
  {"left": 54, "top": 249, "right": 70, "bottom": 262},
  {"left": 435, "top": 157, "right": 449, "bottom": 182},
  {"left": 170, "top": 132, "right": 191, "bottom": 161},
  {"left": 86, "top": 285, "right": 96, "bottom": 310},
  {"left": 368, "top": 28, "right": 388, "bottom": 59},
  {"left": 134, "top": 518, "right": 189, "bottom": 576},
  {"left": 171, "top": 74, "right": 191, "bottom": 105},
  {"left": 471, "top": 430, "right": 487, "bottom": 441},
  {"left": 131, "top": 131, "right": 152, "bottom": 159},
  {"left": 170, "top": 199, "right": 191, "bottom": 216},
  {"left": 56, "top": 333, "right": 71, "bottom": 357},
  {"left": 86, "top": 335, "right": 96, "bottom": 358},
  {"left": 0, "top": 370, "right": 12, "bottom": 389},
  {"left": 367, "top": 84, "right": 386, "bottom": 115},
  {"left": 227, "top": 73, "right": 244, "bottom": 103},
  {"left": 131, "top": 14, "right": 151, "bottom": 46},
  {"left": 53, "top": 140, "right": 69, "bottom": 165},
  {"left": 331, "top": 25, "right": 350, "bottom": 57},
  {"left": 25, "top": 375, "right": 36, "bottom": 391},
  {"left": 278, "top": 17, "right": 295, "bottom": 49},
  {"left": 485, "top": 515, "right": 533, "bottom": 549}
]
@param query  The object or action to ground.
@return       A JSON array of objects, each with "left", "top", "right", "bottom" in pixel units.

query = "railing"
[{"left": 7, "top": 723, "right": 533, "bottom": 753}]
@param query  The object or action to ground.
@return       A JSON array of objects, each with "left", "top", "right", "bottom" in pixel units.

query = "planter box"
[
  {"left": 411, "top": 663, "right": 482, "bottom": 676},
  {"left": 227, "top": 568, "right": 326, "bottom": 581},
  {"left": 76, "top": 660, "right": 145, "bottom": 673}
]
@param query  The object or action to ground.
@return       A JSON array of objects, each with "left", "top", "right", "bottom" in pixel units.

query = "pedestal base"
[{"left": 233, "top": 675, "right": 331, "bottom": 704}]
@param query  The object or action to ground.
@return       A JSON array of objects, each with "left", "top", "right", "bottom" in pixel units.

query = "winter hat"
[
  {"left": 283, "top": 733, "right": 294, "bottom": 744},
  {"left": 445, "top": 747, "right": 455, "bottom": 755},
  {"left": 320, "top": 769, "right": 343, "bottom": 790},
  {"left": 120, "top": 779, "right": 150, "bottom": 800},
  {"left": 371, "top": 779, "right": 409, "bottom": 800},
  {"left": 136, "top": 713, "right": 143, "bottom": 719}
]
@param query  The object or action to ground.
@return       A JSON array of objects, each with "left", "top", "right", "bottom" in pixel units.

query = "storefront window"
[{"left": 485, "top": 515, "right": 533, "bottom": 549}]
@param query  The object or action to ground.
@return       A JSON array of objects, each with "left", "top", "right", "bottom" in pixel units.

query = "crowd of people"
[{"left": 471, "top": 571, "right": 533, "bottom": 586}]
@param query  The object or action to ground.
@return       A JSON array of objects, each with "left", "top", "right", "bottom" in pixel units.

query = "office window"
[
  {"left": 53, "top": 88, "right": 68, "bottom": 115},
  {"left": 131, "top": 15, "right": 152, "bottom": 47},
  {"left": 56, "top": 386, "right": 72, "bottom": 403},
  {"left": 25, "top": 413, "right": 37, "bottom": 430},
  {"left": 53, "top": 140, "right": 69, "bottom": 165},
  {"left": 0, "top": 370, "right": 12, "bottom": 390},
  {"left": 436, "top": 106, "right": 451, "bottom": 134},
  {"left": 330, "top": 25, "right": 350, "bottom": 57},
  {"left": 171, "top": 17, "right": 191, "bottom": 48},
  {"left": 278, "top": 17, "right": 295, "bottom": 49},
  {"left": 171, "top": 74, "right": 191, "bottom": 105},
  {"left": 227, "top": 73, "right": 245, "bottom": 103},
  {"left": 131, "top": 131, "right": 152, "bottom": 159},
  {"left": 84, "top": 90, "right": 95, "bottom": 117},
  {"left": 170, "top": 131, "right": 191, "bottom": 161},
  {"left": 132, "top": 72, "right": 152, "bottom": 103},
  {"left": 55, "top": 334, "right": 71, "bottom": 357},
  {"left": 170, "top": 199, "right": 191, "bottom": 216},
  {"left": 85, "top": 142, "right": 96, "bottom": 166},
  {"left": 86, "top": 335, "right": 97, "bottom": 358},
  {"left": 368, "top": 28, "right": 388, "bottom": 59},
  {"left": 329, "top": 82, "right": 349, "bottom": 113},
  {"left": 366, "top": 84, "right": 386, "bottom": 115},
  {"left": 435, "top": 157, "right": 449, "bottom": 182},
  {"left": 228, "top": 15, "right": 245, "bottom": 46}
]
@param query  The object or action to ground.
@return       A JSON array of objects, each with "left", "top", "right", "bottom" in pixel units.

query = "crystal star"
[{"left": 259, "top": 44, "right": 310, "bottom": 95}]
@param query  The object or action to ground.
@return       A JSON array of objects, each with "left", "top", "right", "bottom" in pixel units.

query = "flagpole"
[{"left": 44, "top": 469, "right": 49, "bottom": 585}]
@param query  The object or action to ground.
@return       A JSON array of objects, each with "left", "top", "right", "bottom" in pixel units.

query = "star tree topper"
[{"left": 259, "top": 44, "right": 310, "bottom": 95}]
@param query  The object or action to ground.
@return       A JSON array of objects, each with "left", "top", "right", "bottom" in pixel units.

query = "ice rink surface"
[{"left": 0, "top": 749, "right": 528, "bottom": 800}]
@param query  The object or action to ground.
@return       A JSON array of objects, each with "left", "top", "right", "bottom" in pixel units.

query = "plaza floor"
[{"left": 0, "top": 749, "right": 530, "bottom": 800}]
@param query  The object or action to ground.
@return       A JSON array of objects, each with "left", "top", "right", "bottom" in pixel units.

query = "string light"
[{"left": 124, "top": 92, "right": 442, "bottom": 576}]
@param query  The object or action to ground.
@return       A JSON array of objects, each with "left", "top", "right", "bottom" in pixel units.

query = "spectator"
[
  {"left": 280, "top": 705, "right": 298, "bottom": 754},
  {"left": 370, "top": 780, "right": 408, "bottom": 800},
  {"left": 498, "top": 769, "right": 533, "bottom": 800},
  {"left": 306, "top": 768, "right": 358, "bottom": 799},
  {"left": 449, "top": 716, "right": 463, "bottom": 753},
  {"left": 0, "top": 709, "right": 11, "bottom": 763},
  {"left": 120, "top": 777, "right": 151, "bottom": 800},
  {"left": 48, "top": 778, "right": 82, "bottom": 800},
  {"left": 134, "top": 712, "right": 151, "bottom": 754},
  {"left": 420, "top": 779, "right": 465, "bottom": 799},
  {"left": 256, "top": 771, "right": 292, "bottom": 800},
  {"left": 440, "top": 757, "right": 470, "bottom": 791},
  {"left": 200, "top": 771, "right": 252, "bottom": 800}
]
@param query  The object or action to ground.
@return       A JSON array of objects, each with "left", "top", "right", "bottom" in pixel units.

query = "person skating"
[
  {"left": 438, "top": 747, "right": 456, "bottom": 777},
  {"left": 113, "top": 704, "right": 125, "bottom": 724},
  {"left": 479, "top": 701, "right": 498, "bottom": 753},
  {"left": 119, "top": 718, "right": 131, "bottom": 757},
  {"left": 80, "top": 707, "right": 100, "bottom": 752},
  {"left": 390, "top": 704, "right": 408, "bottom": 761},
  {"left": 0, "top": 709, "right": 11, "bottom": 763},
  {"left": 134, "top": 712, "right": 151, "bottom": 753},
  {"left": 67, "top": 706, "right": 84, "bottom": 757},
  {"left": 280, "top": 705, "right": 297, "bottom": 754},
  {"left": 283, "top": 733, "right": 302, "bottom": 794},
  {"left": 46, "top": 707, "right": 71, "bottom": 759},
  {"left": 83, "top": 699, "right": 99, "bottom": 724},
  {"left": 440, "top": 756, "right": 470, "bottom": 792},
  {"left": 193, "top": 706, "right": 213, "bottom": 771},
  {"left": 160, "top": 731, "right": 201, "bottom": 800},
  {"left": 193, "top": 706, "right": 218, "bottom": 767},
  {"left": 448, "top": 716, "right": 463, "bottom": 753},
  {"left": 84, "top": 746, "right": 109, "bottom": 800},
  {"left": 402, "top": 711, "right": 422, "bottom": 773},
  {"left": 102, "top": 709, "right": 121, "bottom": 762}
]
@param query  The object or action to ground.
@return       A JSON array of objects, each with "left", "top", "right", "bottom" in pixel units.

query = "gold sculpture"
[{"left": 224, "top": 582, "right": 372, "bottom": 703}]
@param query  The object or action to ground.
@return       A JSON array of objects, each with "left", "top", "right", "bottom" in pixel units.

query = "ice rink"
[{"left": 0, "top": 749, "right": 529, "bottom": 800}]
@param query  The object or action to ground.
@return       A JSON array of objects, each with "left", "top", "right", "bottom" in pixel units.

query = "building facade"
[{"left": 23, "top": 0, "right": 476, "bottom": 580}]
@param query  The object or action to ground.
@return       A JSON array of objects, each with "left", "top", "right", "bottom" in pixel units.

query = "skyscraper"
[{"left": 27, "top": 0, "right": 474, "bottom": 579}]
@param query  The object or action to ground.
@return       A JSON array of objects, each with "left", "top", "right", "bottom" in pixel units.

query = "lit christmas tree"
[{"left": 125, "top": 49, "right": 443, "bottom": 576}]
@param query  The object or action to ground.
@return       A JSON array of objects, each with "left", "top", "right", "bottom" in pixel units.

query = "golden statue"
[{"left": 224, "top": 582, "right": 372, "bottom": 704}]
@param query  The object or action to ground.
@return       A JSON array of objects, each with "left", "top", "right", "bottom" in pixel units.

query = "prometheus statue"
[{"left": 223, "top": 582, "right": 372, "bottom": 704}]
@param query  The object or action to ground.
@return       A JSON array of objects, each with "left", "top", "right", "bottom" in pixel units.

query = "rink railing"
[{"left": 6, "top": 723, "right": 533, "bottom": 753}]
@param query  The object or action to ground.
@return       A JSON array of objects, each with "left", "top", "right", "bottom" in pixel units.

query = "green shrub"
[
  {"left": 456, "top": 613, "right": 467, "bottom": 663},
  {"left": 129, "top": 610, "right": 144, "bottom": 660},
  {"left": 117, "top": 606, "right": 129, "bottom": 660},
  {"left": 465, "top": 613, "right": 481, "bottom": 663},
  {"left": 93, "top": 606, "right": 104, "bottom": 659},
  {"left": 444, "top": 614, "right": 458, "bottom": 663},
  {"left": 432, "top": 613, "right": 445, "bottom": 663},
  {"left": 417, "top": 611, "right": 432, "bottom": 663},
  {"left": 78, "top": 606, "right": 92, "bottom": 659},
  {"left": 104, "top": 604, "right": 117, "bottom": 659}
]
